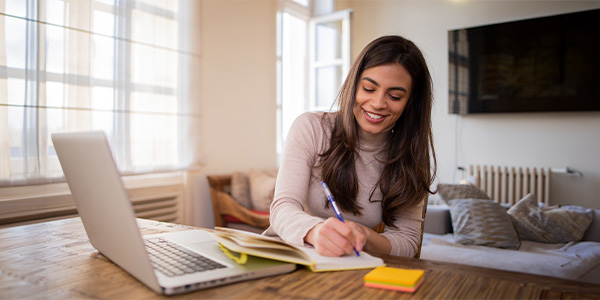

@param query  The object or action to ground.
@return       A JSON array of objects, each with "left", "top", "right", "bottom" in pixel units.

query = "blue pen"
[{"left": 320, "top": 181, "right": 360, "bottom": 256}]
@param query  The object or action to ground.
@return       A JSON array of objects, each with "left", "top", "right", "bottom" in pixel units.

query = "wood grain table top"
[{"left": 1, "top": 217, "right": 599, "bottom": 299}]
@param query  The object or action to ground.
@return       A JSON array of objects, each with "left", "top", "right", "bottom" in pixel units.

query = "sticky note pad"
[{"left": 364, "top": 266, "right": 425, "bottom": 293}]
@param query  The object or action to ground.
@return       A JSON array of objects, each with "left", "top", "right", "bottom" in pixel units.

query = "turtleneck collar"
[{"left": 356, "top": 124, "right": 391, "bottom": 152}]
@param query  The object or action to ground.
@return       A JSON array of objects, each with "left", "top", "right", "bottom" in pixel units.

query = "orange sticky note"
[{"left": 364, "top": 266, "right": 425, "bottom": 293}]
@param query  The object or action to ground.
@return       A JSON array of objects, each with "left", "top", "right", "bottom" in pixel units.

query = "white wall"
[
  {"left": 191, "top": 0, "right": 278, "bottom": 227},
  {"left": 347, "top": 0, "right": 600, "bottom": 209}
]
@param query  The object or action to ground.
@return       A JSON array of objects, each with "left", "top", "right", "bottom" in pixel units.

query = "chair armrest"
[
  {"left": 424, "top": 205, "right": 453, "bottom": 235},
  {"left": 208, "top": 175, "right": 232, "bottom": 227},
  {"left": 215, "top": 191, "right": 269, "bottom": 229},
  {"left": 583, "top": 209, "right": 600, "bottom": 242}
]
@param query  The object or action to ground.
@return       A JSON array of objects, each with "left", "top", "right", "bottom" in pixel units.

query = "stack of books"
[{"left": 364, "top": 266, "right": 425, "bottom": 293}]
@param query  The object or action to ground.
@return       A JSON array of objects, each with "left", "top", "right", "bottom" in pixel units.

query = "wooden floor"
[{"left": 1, "top": 217, "right": 599, "bottom": 299}]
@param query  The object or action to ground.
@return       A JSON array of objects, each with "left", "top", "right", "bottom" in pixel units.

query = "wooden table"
[{"left": 1, "top": 218, "right": 599, "bottom": 299}]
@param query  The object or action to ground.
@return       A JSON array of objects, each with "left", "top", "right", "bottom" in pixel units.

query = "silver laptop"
[{"left": 52, "top": 131, "right": 295, "bottom": 295}]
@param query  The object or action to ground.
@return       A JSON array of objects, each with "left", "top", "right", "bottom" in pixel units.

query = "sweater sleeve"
[
  {"left": 267, "top": 113, "right": 326, "bottom": 246},
  {"left": 380, "top": 199, "right": 425, "bottom": 257}
]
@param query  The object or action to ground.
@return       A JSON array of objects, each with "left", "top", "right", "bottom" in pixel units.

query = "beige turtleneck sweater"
[{"left": 265, "top": 112, "right": 424, "bottom": 257}]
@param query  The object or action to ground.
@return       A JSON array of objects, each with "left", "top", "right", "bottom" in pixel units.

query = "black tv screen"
[{"left": 448, "top": 9, "right": 600, "bottom": 114}]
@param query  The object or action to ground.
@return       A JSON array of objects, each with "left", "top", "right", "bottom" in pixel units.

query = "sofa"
[{"left": 421, "top": 184, "right": 600, "bottom": 285}]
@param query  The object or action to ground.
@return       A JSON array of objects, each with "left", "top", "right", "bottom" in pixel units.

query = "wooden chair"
[{"left": 207, "top": 174, "right": 270, "bottom": 233}]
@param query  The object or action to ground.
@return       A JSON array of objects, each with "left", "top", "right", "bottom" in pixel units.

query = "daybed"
[{"left": 421, "top": 184, "right": 600, "bottom": 285}]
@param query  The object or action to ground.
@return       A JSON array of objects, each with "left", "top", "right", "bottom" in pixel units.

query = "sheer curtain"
[{"left": 0, "top": 0, "right": 202, "bottom": 186}]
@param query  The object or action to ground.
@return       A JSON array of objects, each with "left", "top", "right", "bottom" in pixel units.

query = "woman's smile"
[{"left": 363, "top": 109, "right": 386, "bottom": 122}]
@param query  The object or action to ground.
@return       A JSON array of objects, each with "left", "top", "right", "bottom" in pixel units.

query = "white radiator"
[
  {"left": 0, "top": 175, "right": 184, "bottom": 228},
  {"left": 129, "top": 186, "right": 183, "bottom": 223},
  {"left": 468, "top": 165, "right": 551, "bottom": 206}
]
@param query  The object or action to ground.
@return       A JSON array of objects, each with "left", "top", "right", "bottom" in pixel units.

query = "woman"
[{"left": 265, "top": 35, "right": 436, "bottom": 257}]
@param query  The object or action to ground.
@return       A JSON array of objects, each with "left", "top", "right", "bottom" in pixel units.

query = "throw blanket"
[{"left": 420, "top": 234, "right": 600, "bottom": 282}]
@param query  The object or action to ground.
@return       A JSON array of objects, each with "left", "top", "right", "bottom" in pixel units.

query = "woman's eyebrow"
[{"left": 362, "top": 77, "right": 407, "bottom": 93}]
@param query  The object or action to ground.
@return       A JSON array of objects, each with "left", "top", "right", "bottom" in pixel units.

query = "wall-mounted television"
[{"left": 448, "top": 9, "right": 600, "bottom": 114}]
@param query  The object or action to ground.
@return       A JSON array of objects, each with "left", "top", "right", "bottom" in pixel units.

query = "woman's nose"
[{"left": 370, "top": 92, "right": 387, "bottom": 109}]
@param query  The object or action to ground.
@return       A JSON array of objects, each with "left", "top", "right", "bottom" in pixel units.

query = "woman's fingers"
[
  {"left": 345, "top": 221, "right": 368, "bottom": 252},
  {"left": 309, "top": 218, "right": 366, "bottom": 257}
]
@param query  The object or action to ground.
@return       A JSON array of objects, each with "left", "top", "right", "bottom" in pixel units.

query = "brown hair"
[{"left": 319, "top": 35, "right": 436, "bottom": 226}]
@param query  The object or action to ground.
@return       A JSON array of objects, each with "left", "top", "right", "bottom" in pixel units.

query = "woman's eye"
[
  {"left": 389, "top": 94, "right": 402, "bottom": 100},
  {"left": 363, "top": 86, "right": 375, "bottom": 93}
]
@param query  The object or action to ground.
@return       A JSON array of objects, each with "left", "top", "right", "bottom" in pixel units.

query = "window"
[
  {"left": 276, "top": 0, "right": 351, "bottom": 161},
  {"left": 309, "top": 10, "right": 351, "bottom": 111},
  {"left": 0, "top": 0, "right": 201, "bottom": 186}
]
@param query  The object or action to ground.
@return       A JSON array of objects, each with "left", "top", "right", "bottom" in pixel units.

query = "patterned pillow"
[
  {"left": 231, "top": 171, "right": 252, "bottom": 209},
  {"left": 438, "top": 183, "right": 490, "bottom": 204},
  {"left": 248, "top": 169, "right": 278, "bottom": 212},
  {"left": 449, "top": 198, "right": 520, "bottom": 249},
  {"left": 507, "top": 194, "right": 593, "bottom": 243}
]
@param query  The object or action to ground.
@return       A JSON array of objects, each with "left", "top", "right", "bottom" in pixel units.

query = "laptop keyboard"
[{"left": 145, "top": 238, "right": 227, "bottom": 277}]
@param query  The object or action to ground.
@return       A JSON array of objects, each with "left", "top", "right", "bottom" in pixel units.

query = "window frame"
[
  {"left": 308, "top": 9, "right": 352, "bottom": 112},
  {"left": 276, "top": 0, "right": 352, "bottom": 163}
]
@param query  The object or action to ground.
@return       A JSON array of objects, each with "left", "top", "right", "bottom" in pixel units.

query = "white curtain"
[{"left": 0, "top": 0, "right": 202, "bottom": 186}]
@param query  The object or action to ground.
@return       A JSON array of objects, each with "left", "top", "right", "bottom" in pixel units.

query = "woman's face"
[{"left": 353, "top": 63, "right": 412, "bottom": 135}]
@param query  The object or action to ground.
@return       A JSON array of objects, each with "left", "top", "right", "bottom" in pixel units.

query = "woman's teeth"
[{"left": 366, "top": 111, "right": 383, "bottom": 119}]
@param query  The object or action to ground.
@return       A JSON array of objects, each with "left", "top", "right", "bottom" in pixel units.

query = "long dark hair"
[{"left": 319, "top": 35, "right": 436, "bottom": 227}]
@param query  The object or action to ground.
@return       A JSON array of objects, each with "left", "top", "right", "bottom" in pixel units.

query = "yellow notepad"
[
  {"left": 364, "top": 266, "right": 424, "bottom": 292},
  {"left": 209, "top": 227, "right": 384, "bottom": 272}
]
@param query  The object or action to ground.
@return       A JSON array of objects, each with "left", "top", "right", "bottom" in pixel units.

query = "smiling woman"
[{"left": 265, "top": 35, "right": 436, "bottom": 258}]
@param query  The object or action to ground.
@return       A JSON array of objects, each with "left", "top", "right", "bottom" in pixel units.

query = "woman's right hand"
[{"left": 304, "top": 217, "right": 366, "bottom": 257}]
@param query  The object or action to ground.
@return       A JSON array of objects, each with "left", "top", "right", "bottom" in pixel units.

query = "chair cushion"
[
  {"left": 224, "top": 210, "right": 270, "bottom": 224},
  {"left": 231, "top": 171, "right": 253, "bottom": 209},
  {"left": 248, "top": 169, "right": 278, "bottom": 211}
]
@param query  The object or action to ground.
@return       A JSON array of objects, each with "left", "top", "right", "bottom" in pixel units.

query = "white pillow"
[{"left": 248, "top": 169, "right": 277, "bottom": 212}]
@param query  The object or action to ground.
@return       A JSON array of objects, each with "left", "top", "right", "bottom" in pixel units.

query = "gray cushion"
[
  {"left": 449, "top": 198, "right": 520, "bottom": 249},
  {"left": 424, "top": 205, "right": 453, "bottom": 235},
  {"left": 438, "top": 184, "right": 490, "bottom": 205},
  {"left": 507, "top": 194, "right": 593, "bottom": 243}
]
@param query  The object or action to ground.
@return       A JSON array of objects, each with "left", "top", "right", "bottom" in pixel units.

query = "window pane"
[
  {"left": 46, "top": 25, "right": 65, "bottom": 74},
  {"left": 291, "top": 0, "right": 309, "bottom": 7},
  {"left": 45, "top": 81, "right": 64, "bottom": 108},
  {"left": 130, "top": 113, "right": 178, "bottom": 169},
  {"left": 45, "top": 0, "right": 92, "bottom": 30},
  {"left": 131, "top": 5, "right": 178, "bottom": 49},
  {"left": 6, "top": 78, "right": 25, "bottom": 106},
  {"left": 315, "top": 20, "right": 342, "bottom": 62},
  {"left": 92, "top": 35, "right": 115, "bottom": 81},
  {"left": 315, "top": 66, "right": 342, "bottom": 109},
  {"left": 93, "top": 9, "right": 115, "bottom": 37},
  {"left": 91, "top": 86, "right": 115, "bottom": 111},
  {"left": 4, "top": 0, "right": 27, "bottom": 18},
  {"left": 281, "top": 12, "right": 307, "bottom": 142},
  {"left": 4, "top": 16, "right": 27, "bottom": 70},
  {"left": 131, "top": 43, "right": 177, "bottom": 88},
  {"left": 45, "top": 0, "right": 65, "bottom": 26}
]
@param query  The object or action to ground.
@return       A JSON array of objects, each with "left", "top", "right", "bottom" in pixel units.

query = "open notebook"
[{"left": 210, "top": 227, "right": 385, "bottom": 272}]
